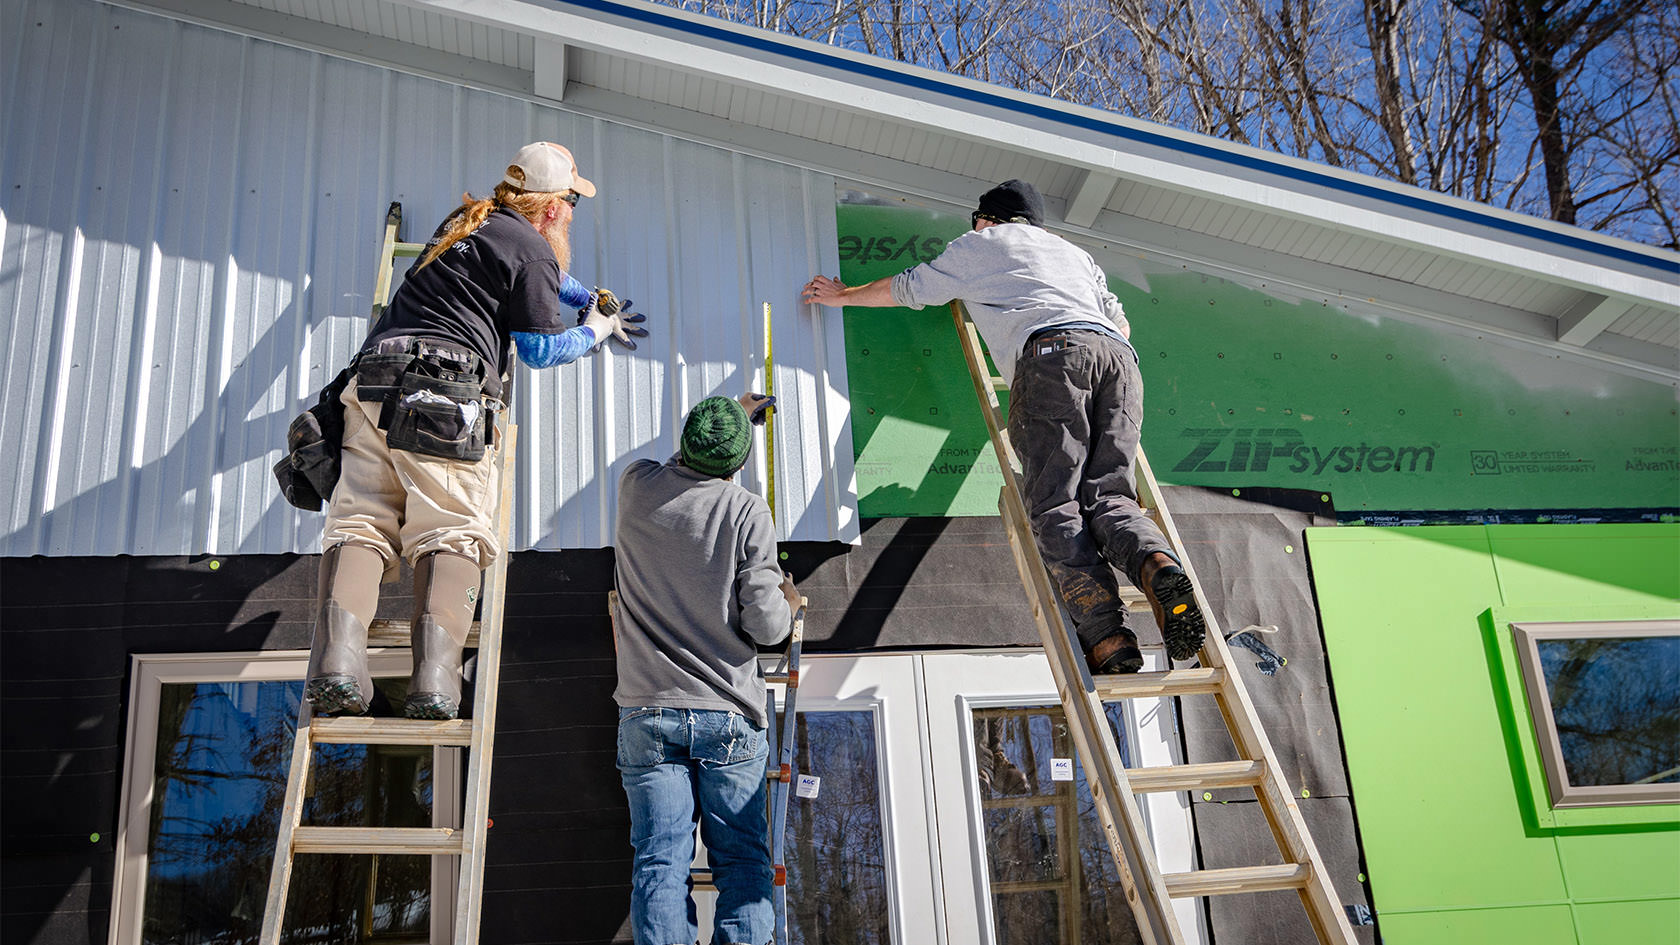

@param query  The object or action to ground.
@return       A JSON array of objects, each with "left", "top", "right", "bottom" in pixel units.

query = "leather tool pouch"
[
  {"left": 378, "top": 359, "right": 490, "bottom": 462},
  {"left": 273, "top": 365, "right": 353, "bottom": 510},
  {"left": 346, "top": 337, "right": 496, "bottom": 462}
]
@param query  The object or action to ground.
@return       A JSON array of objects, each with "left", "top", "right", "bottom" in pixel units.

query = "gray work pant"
[{"left": 1006, "top": 330, "right": 1173, "bottom": 650}]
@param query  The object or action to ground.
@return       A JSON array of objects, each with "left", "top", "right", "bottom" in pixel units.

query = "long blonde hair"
[{"left": 417, "top": 182, "right": 565, "bottom": 270}]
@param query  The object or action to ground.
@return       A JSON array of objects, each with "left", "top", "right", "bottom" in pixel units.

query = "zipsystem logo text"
[{"left": 1172, "top": 428, "right": 1438, "bottom": 475}]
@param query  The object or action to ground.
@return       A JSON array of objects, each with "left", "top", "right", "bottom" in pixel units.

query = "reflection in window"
[
  {"left": 974, "top": 704, "right": 1141, "bottom": 945},
  {"left": 787, "top": 711, "right": 890, "bottom": 945},
  {"left": 142, "top": 679, "right": 433, "bottom": 944},
  {"left": 1537, "top": 636, "right": 1680, "bottom": 787}
]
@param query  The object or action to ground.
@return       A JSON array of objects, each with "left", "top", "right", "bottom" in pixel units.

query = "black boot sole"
[
  {"left": 1151, "top": 568, "right": 1207, "bottom": 661},
  {"left": 403, "top": 692, "right": 460, "bottom": 720},
  {"left": 305, "top": 675, "right": 369, "bottom": 716}
]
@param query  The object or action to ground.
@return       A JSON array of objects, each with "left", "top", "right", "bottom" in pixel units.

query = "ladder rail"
[
  {"left": 949, "top": 301, "right": 1358, "bottom": 945},
  {"left": 262, "top": 204, "right": 516, "bottom": 945},
  {"left": 949, "top": 303, "right": 1181, "bottom": 945},
  {"left": 1133, "top": 451, "right": 1356, "bottom": 943},
  {"left": 452, "top": 422, "right": 516, "bottom": 945}
]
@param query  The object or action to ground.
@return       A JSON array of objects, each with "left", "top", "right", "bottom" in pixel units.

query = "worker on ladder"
[
  {"left": 612, "top": 394, "right": 801, "bottom": 945},
  {"left": 302, "top": 141, "right": 648, "bottom": 720},
  {"left": 802, "top": 179, "right": 1206, "bottom": 673}
]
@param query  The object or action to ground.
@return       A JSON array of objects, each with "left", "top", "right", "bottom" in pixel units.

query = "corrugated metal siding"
[{"left": 0, "top": 0, "right": 855, "bottom": 557}]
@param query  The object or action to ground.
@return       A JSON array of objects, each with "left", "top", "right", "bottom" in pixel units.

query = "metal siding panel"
[{"left": 3, "top": 2, "right": 858, "bottom": 555}]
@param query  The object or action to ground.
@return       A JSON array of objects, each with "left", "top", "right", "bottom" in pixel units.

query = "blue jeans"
[{"left": 617, "top": 706, "right": 773, "bottom": 945}]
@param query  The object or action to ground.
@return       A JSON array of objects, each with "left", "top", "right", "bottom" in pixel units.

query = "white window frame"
[
  {"left": 110, "top": 650, "right": 461, "bottom": 945},
  {"left": 1510, "top": 619, "right": 1680, "bottom": 809}
]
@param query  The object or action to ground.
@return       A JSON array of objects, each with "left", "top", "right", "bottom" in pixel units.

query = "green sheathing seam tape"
[
  {"left": 837, "top": 202, "right": 1680, "bottom": 518},
  {"left": 1307, "top": 524, "right": 1680, "bottom": 944}
]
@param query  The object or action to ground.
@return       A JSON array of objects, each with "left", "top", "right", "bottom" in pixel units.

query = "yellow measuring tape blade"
[{"left": 763, "top": 301, "right": 777, "bottom": 522}]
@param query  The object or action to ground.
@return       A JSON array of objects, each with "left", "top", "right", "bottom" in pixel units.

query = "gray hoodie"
[
  {"left": 890, "top": 222, "right": 1130, "bottom": 385},
  {"left": 612, "top": 456, "right": 791, "bottom": 727}
]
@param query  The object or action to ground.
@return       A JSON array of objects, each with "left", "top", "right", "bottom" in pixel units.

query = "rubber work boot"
[
  {"left": 304, "top": 543, "right": 384, "bottom": 715},
  {"left": 404, "top": 551, "right": 482, "bottom": 720},
  {"left": 1141, "top": 553, "right": 1207, "bottom": 661}
]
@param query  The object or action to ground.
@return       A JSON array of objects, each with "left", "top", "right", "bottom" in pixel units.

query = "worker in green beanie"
[{"left": 612, "top": 392, "right": 799, "bottom": 945}]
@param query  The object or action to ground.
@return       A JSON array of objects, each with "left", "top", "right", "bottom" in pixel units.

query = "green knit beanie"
[{"left": 680, "top": 396, "right": 751, "bottom": 477}]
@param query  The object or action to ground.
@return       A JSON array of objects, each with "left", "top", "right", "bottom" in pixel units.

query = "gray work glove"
[
  {"left": 577, "top": 288, "right": 650, "bottom": 351},
  {"left": 737, "top": 392, "right": 776, "bottom": 425}
]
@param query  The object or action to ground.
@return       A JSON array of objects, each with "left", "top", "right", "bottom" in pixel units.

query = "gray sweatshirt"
[
  {"left": 890, "top": 223, "right": 1130, "bottom": 385},
  {"left": 612, "top": 456, "right": 792, "bottom": 727}
]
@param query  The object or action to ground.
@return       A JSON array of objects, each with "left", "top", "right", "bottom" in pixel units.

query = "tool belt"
[{"left": 355, "top": 336, "right": 501, "bottom": 462}]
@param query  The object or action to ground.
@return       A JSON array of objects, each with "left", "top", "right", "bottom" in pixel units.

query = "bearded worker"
[{"left": 304, "top": 141, "right": 648, "bottom": 720}]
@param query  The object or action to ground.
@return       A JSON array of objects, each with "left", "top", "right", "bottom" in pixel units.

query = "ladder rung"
[
  {"left": 1096, "top": 666, "right": 1226, "bottom": 700},
  {"left": 1127, "top": 760, "right": 1263, "bottom": 794},
  {"left": 392, "top": 241, "right": 425, "bottom": 257},
  {"left": 368, "top": 618, "right": 481, "bottom": 648},
  {"left": 691, "top": 867, "right": 714, "bottom": 890},
  {"left": 989, "top": 375, "right": 1008, "bottom": 392},
  {"left": 311, "top": 716, "right": 474, "bottom": 747},
  {"left": 291, "top": 826, "right": 463, "bottom": 856},
  {"left": 765, "top": 671, "right": 797, "bottom": 685},
  {"left": 1163, "top": 863, "right": 1310, "bottom": 898}
]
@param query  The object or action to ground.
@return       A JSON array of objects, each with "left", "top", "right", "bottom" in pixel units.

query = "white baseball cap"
[{"left": 502, "top": 141, "right": 596, "bottom": 197}]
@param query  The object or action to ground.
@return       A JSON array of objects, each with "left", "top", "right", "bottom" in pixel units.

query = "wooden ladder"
[
  {"left": 261, "top": 205, "right": 512, "bottom": 944},
  {"left": 950, "top": 302, "right": 1358, "bottom": 945}
]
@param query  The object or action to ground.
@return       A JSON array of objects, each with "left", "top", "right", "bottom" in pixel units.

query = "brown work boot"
[
  {"left": 1141, "top": 552, "right": 1206, "bottom": 661},
  {"left": 1084, "top": 626, "right": 1144, "bottom": 675}
]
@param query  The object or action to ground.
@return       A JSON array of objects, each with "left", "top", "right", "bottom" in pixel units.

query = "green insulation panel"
[
  {"left": 1307, "top": 524, "right": 1680, "bottom": 944},
  {"left": 836, "top": 201, "right": 1680, "bottom": 519}
]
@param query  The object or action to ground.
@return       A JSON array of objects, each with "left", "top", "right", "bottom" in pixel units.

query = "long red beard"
[{"left": 543, "top": 216, "right": 572, "bottom": 272}]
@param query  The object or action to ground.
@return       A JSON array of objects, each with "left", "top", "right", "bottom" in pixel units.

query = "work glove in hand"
[
  {"left": 738, "top": 392, "right": 776, "bottom": 425},
  {"left": 577, "top": 288, "right": 650, "bottom": 351}
]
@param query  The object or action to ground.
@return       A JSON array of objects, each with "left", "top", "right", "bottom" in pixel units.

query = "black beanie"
[{"left": 976, "top": 179, "right": 1044, "bottom": 226}]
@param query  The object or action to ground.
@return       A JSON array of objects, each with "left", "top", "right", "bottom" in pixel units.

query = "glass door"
[{"left": 923, "top": 651, "right": 1207, "bottom": 944}]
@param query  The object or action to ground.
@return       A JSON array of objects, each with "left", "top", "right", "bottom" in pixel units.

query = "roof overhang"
[{"left": 107, "top": 0, "right": 1680, "bottom": 379}]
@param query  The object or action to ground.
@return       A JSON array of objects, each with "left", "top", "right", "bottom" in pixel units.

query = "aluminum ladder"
[
  {"left": 261, "top": 204, "right": 512, "bottom": 944},
  {"left": 950, "top": 301, "right": 1359, "bottom": 945}
]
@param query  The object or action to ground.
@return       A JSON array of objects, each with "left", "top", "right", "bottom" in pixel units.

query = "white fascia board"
[
  {"left": 516, "top": 82, "right": 1680, "bottom": 383},
  {"left": 388, "top": 1, "right": 1680, "bottom": 305},
  {"left": 126, "top": 0, "right": 1679, "bottom": 305}
]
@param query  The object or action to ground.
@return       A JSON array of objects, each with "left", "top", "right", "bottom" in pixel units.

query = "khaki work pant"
[{"left": 321, "top": 377, "right": 501, "bottom": 581}]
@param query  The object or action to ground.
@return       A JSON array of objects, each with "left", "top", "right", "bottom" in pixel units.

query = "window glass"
[
  {"left": 1537, "top": 635, "right": 1680, "bottom": 787},
  {"left": 974, "top": 704, "right": 1141, "bottom": 945},
  {"left": 142, "top": 678, "right": 432, "bottom": 944},
  {"left": 786, "top": 710, "right": 890, "bottom": 945}
]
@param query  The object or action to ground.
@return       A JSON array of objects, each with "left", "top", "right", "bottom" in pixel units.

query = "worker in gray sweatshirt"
[
  {"left": 802, "top": 179, "right": 1205, "bottom": 674},
  {"left": 612, "top": 393, "right": 800, "bottom": 945}
]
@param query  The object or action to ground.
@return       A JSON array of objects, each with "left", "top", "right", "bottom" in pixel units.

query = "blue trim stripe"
[{"left": 559, "top": 0, "right": 1677, "bottom": 276}]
